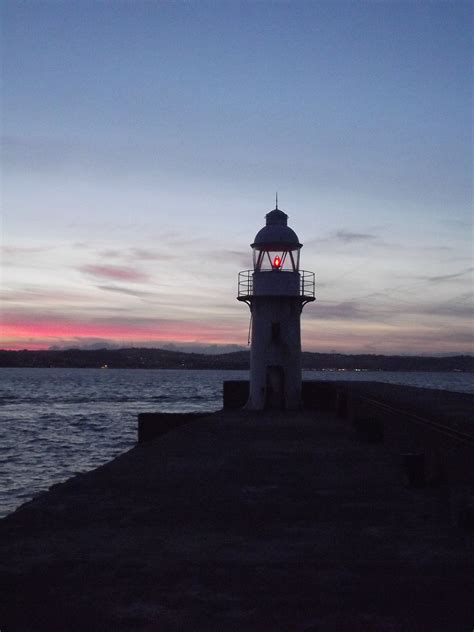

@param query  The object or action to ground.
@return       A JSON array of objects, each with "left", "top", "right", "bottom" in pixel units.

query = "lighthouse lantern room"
[{"left": 238, "top": 203, "right": 315, "bottom": 410}]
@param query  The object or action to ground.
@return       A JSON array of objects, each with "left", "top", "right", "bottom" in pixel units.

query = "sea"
[{"left": 0, "top": 367, "right": 473, "bottom": 519}]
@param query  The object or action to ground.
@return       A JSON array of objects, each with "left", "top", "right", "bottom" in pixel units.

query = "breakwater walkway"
[{"left": 1, "top": 408, "right": 473, "bottom": 631}]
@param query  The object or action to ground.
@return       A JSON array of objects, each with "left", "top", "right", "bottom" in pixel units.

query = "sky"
[{"left": 1, "top": 1, "right": 472, "bottom": 355}]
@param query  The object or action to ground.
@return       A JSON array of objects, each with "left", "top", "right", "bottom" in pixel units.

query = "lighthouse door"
[{"left": 265, "top": 366, "right": 284, "bottom": 409}]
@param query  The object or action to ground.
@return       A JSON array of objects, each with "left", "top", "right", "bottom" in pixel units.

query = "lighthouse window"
[{"left": 271, "top": 322, "right": 281, "bottom": 342}]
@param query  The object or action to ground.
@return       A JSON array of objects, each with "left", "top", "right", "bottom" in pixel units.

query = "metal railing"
[
  {"left": 238, "top": 270, "right": 254, "bottom": 297},
  {"left": 301, "top": 270, "right": 315, "bottom": 300},
  {"left": 237, "top": 270, "right": 315, "bottom": 300}
]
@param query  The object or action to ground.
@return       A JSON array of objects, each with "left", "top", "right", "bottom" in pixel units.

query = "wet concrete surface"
[{"left": 1, "top": 410, "right": 473, "bottom": 631}]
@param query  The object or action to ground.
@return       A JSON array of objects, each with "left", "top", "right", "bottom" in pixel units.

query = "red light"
[{"left": 273, "top": 256, "right": 281, "bottom": 268}]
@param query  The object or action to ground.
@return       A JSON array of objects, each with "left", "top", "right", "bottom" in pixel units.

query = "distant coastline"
[{"left": 0, "top": 348, "right": 472, "bottom": 372}]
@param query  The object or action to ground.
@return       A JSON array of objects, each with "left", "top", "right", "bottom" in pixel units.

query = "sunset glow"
[
  {"left": 1, "top": 313, "right": 245, "bottom": 350},
  {"left": 2, "top": 2, "right": 472, "bottom": 355}
]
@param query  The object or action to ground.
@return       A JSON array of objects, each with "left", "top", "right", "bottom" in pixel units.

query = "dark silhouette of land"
[{"left": 0, "top": 348, "right": 472, "bottom": 371}]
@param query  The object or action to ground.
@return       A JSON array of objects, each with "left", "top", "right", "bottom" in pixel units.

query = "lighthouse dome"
[{"left": 251, "top": 208, "right": 302, "bottom": 250}]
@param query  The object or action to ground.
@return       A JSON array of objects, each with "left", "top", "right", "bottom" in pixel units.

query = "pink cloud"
[{"left": 80, "top": 264, "right": 149, "bottom": 282}]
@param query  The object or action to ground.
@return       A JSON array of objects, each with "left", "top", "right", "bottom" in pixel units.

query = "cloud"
[
  {"left": 422, "top": 267, "right": 474, "bottom": 283},
  {"left": 0, "top": 287, "right": 95, "bottom": 304},
  {"left": 421, "top": 245, "right": 453, "bottom": 253},
  {"left": 1, "top": 245, "right": 51, "bottom": 255},
  {"left": 98, "top": 249, "right": 123, "bottom": 258},
  {"left": 302, "top": 321, "right": 473, "bottom": 355},
  {"left": 306, "top": 293, "right": 473, "bottom": 325},
  {"left": 1, "top": 245, "right": 53, "bottom": 267},
  {"left": 97, "top": 248, "right": 171, "bottom": 261},
  {"left": 49, "top": 339, "right": 120, "bottom": 350},
  {"left": 305, "top": 229, "right": 381, "bottom": 249},
  {"left": 48, "top": 340, "right": 247, "bottom": 353},
  {"left": 79, "top": 264, "right": 149, "bottom": 282},
  {"left": 214, "top": 249, "right": 251, "bottom": 268},
  {"left": 332, "top": 230, "right": 378, "bottom": 244},
  {"left": 96, "top": 284, "right": 155, "bottom": 298},
  {"left": 160, "top": 342, "right": 246, "bottom": 354},
  {"left": 423, "top": 305, "right": 473, "bottom": 319},
  {"left": 402, "top": 295, "right": 473, "bottom": 320},
  {"left": 129, "top": 248, "right": 170, "bottom": 261},
  {"left": 306, "top": 300, "right": 370, "bottom": 321}
]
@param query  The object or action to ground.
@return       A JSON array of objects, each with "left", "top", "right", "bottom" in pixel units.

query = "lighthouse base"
[{"left": 245, "top": 365, "right": 302, "bottom": 411}]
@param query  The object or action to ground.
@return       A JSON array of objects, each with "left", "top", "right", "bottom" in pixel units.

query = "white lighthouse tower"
[{"left": 238, "top": 201, "right": 315, "bottom": 410}]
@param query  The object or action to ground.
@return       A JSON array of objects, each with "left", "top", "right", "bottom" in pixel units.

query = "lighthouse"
[{"left": 238, "top": 202, "right": 315, "bottom": 410}]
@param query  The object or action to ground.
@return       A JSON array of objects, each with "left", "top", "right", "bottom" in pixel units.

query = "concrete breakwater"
[
  {"left": 140, "top": 380, "right": 474, "bottom": 510},
  {"left": 1, "top": 382, "right": 473, "bottom": 631},
  {"left": 224, "top": 380, "right": 474, "bottom": 499}
]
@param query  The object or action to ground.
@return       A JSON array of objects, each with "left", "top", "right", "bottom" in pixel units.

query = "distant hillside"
[
  {"left": 0, "top": 348, "right": 472, "bottom": 372},
  {"left": 0, "top": 348, "right": 247, "bottom": 370}
]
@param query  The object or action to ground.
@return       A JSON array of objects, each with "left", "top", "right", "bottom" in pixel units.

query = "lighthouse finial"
[{"left": 275, "top": 192, "right": 278, "bottom": 210}]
